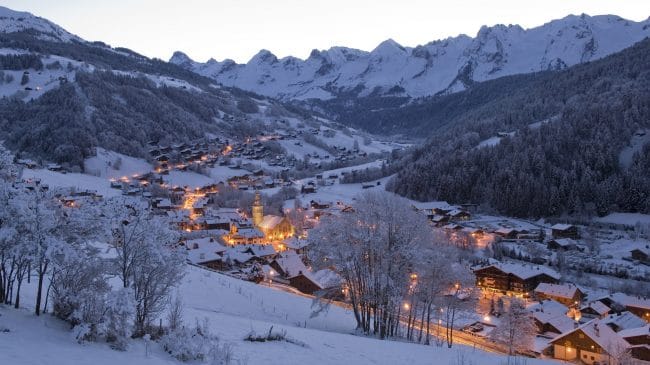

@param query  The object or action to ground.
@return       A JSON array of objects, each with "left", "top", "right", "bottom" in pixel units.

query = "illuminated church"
[{"left": 252, "top": 191, "right": 294, "bottom": 241}]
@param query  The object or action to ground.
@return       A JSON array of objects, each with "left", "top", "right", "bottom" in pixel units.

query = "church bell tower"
[{"left": 252, "top": 190, "right": 263, "bottom": 227}]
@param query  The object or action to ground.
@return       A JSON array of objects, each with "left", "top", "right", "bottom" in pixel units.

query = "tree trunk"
[{"left": 35, "top": 262, "right": 47, "bottom": 316}]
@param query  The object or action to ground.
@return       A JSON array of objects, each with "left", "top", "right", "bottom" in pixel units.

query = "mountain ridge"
[{"left": 171, "top": 13, "right": 650, "bottom": 100}]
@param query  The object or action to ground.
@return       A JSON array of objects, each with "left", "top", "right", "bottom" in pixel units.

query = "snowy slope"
[
  {"left": 0, "top": 6, "right": 79, "bottom": 42},
  {"left": 0, "top": 265, "right": 559, "bottom": 365},
  {"left": 172, "top": 14, "right": 650, "bottom": 100}
]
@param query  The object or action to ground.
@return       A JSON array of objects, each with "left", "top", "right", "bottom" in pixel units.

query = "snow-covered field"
[
  {"left": 0, "top": 265, "right": 557, "bottom": 365},
  {"left": 84, "top": 148, "right": 153, "bottom": 179},
  {"left": 21, "top": 168, "right": 123, "bottom": 198}
]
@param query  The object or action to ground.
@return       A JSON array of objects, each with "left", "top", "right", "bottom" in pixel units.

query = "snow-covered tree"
[
  {"left": 490, "top": 298, "right": 536, "bottom": 357},
  {"left": 309, "top": 191, "right": 432, "bottom": 339}
]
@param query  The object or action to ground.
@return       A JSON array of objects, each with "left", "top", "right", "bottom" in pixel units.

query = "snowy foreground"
[{"left": 0, "top": 265, "right": 559, "bottom": 365}]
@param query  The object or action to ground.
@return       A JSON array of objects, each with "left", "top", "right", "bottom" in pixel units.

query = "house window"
[
  {"left": 583, "top": 354, "right": 587, "bottom": 359},
  {"left": 591, "top": 356, "right": 595, "bottom": 360},
  {"left": 578, "top": 333, "right": 584, "bottom": 339}
]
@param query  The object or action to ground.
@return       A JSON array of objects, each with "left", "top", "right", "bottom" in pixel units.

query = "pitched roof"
[
  {"left": 476, "top": 262, "right": 561, "bottom": 280},
  {"left": 581, "top": 301, "right": 611, "bottom": 316},
  {"left": 551, "top": 224, "right": 575, "bottom": 231},
  {"left": 603, "top": 312, "right": 647, "bottom": 332},
  {"left": 549, "top": 238, "right": 577, "bottom": 247},
  {"left": 608, "top": 292, "right": 650, "bottom": 311},
  {"left": 273, "top": 251, "right": 309, "bottom": 278},
  {"left": 551, "top": 319, "right": 629, "bottom": 353},
  {"left": 618, "top": 324, "right": 650, "bottom": 339},
  {"left": 535, "top": 283, "right": 581, "bottom": 300}
]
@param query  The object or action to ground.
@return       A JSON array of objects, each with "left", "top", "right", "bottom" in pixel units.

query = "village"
[{"left": 10, "top": 129, "right": 650, "bottom": 364}]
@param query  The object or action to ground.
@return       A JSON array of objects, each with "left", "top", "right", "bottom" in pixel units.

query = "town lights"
[
  {"left": 483, "top": 315, "right": 490, "bottom": 322},
  {"left": 403, "top": 303, "right": 410, "bottom": 310}
]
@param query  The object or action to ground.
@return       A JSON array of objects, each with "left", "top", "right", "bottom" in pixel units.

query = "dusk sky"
[{"left": 2, "top": 0, "right": 649, "bottom": 63}]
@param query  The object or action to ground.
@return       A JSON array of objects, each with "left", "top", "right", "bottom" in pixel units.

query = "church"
[{"left": 252, "top": 191, "right": 295, "bottom": 241}]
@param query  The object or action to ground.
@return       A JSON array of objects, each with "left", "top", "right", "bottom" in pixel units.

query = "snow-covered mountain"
[
  {"left": 0, "top": 6, "right": 79, "bottom": 42},
  {"left": 171, "top": 14, "right": 650, "bottom": 100}
]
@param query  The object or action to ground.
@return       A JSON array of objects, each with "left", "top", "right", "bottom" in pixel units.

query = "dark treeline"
[
  {"left": 0, "top": 53, "right": 43, "bottom": 70},
  {"left": 386, "top": 38, "right": 650, "bottom": 218}
]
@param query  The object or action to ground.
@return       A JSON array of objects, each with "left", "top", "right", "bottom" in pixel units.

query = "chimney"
[
  {"left": 594, "top": 323, "right": 600, "bottom": 337},
  {"left": 574, "top": 322, "right": 579, "bottom": 329}
]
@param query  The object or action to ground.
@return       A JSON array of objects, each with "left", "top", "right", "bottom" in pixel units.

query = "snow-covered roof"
[
  {"left": 581, "top": 301, "right": 611, "bottom": 316},
  {"left": 234, "top": 227, "right": 264, "bottom": 239},
  {"left": 549, "top": 238, "right": 576, "bottom": 247},
  {"left": 477, "top": 262, "right": 561, "bottom": 280},
  {"left": 273, "top": 251, "right": 309, "bottom": 278},
  {"left": 412, "top": 201, "right": 454, "bottom": 211},
  {"left": 534, "top": 283, "right": 581, "bottom": 300},
  {"left": 552, "top": 318, "right": 629, "bottom": 353},
  {"left": 186, "top": 238, "right": 226, "bottom": 264},
  {"left": 495, "top": 228, "right": 516, "bottom": 235},
  {"left": 242, "top": 244, "right": 277, "bottom": 257},
  {"left": 224, "top": 249, "right": 254, "bottom": 264},
  {"left": 603, "top": 311, "right": 646, "bottom": 332},
  {"left": 551, "top": 224, "right": 574, "bottom": 231},
  {"left": 528, "top": 299, "right": 569, "bottom": 319},
  {"left": 284, "top": 237, "right": 310, "bottom": 250},
  {"left": 618, "top": 324, "right": 650, "bottom": 338},
  {"left": 608, "top": 292, "right": 650, "bottom": 311}
]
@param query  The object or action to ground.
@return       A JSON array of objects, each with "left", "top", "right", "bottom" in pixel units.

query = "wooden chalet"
[
  {"left": 551, "top": 224, "right": 580, "bottom": 239},
  {"left": 473, "top": 262, "right": 560, "bottom": 297},
  {"left": 550, "top": 319, "right": 631, "bottom": 365},
  {"left": 547, "top": 238, "right": 579, "bottom": 251},
  {"left": 534, "top": 283, "right": 584, "bottom": 307}
]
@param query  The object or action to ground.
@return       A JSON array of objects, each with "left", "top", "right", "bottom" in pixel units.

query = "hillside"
[
  {"left": 387, "top": 38, "right": 650, "bottom": 218},
  {"left": 0, "top": 7, "right": 350, "bottom": 170},
  {"left": 171, "top": 14, "right": 650, "bottom": 101},
  {"left": 0, "top": 265, "right": 555, "bottom": 365}
]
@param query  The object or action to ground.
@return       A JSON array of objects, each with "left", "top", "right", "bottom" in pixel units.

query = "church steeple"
[{"left": 252, "top": 190, "right": 263, "bottom": 227}]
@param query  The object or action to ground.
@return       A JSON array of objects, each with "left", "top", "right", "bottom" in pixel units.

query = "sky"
[{"left": 1, "top": 0, "right": 649, "bottom": 63}]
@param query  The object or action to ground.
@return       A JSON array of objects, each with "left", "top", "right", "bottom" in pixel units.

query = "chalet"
[
  {"left": 473, "top": 262, "right": 560, "bottom": 297},
  {"left": 443, "top": 223, "right": 463, "bottom": 231},
  {"left": 310, "top": 200, "right": 331, "bottom": 210},
  {"left": 550, "top": 319, "right": 630, "bottom": 365},
  {"left": 547, "top": 238, "right": 578, "bottom": 251},
  {"left": 239, "top": 244, "right": 278, "bottom": 261},
  {"left": 534, "top": 283, "right": 584, "bottom": 306},
  {"left": 598, "top": 293, "right": 650, "bottom": 322},
  {"left": 227, "top": 227, "right": 265, "bottom": 245},
  {"left": 494, "top": 228, "right": 518, "bottom": 239},
  {"left": 431, "top": 215, "right": 449, "bottom": 226},
  {"left": 46, "top": 163, "right": 63, "bottom": 172},
  {"left": 269, "top": 251, "right": 308, "bottom": 278},
  {"left": 301, "top": 185, "right": 316, "bottom": 194},
  {"left": 185, "top": 237, "right": 227, "bottom": 270},
  {"left": 528, "top": 299, "right": 573, "bottom": 335},
  {"left": 16, "top": 159, "right": 37, "bottom": 169},
  {"left": 581, "top": 301, "right": 611, "bottom": 320},
  {"left": 551, "top": 224, "right": 580, "bottom": 239},
  {"left": 284, "top": 237, "right": 310, "bottom": 254},
  {"left": 602, "top": 311, "right": 646, "bottom": 333},
  {"left": 448, "top": 209, "right": 471, "bottom": 221},
  {"left": 288, "top": 272, "right": 323, "bottom": 295},
  {"left": 411, "top": 202, "right": 456, "bottom": 216},
  {"left": 619, "top": 325, "right": 650, "bottom": 345},
  {"left": 631, "top": 248, "right": 650, "bottom": 264}
]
